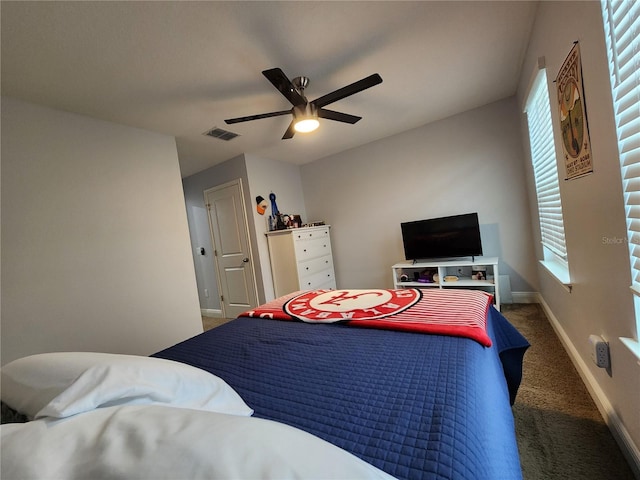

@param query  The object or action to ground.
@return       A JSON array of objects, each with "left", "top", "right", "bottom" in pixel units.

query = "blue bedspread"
[{"left": 154, "top": 306, "right": 529, "bottom": 480}]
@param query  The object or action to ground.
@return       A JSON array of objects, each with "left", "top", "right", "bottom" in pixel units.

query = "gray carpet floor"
[{"left": 501, "top": 303, "right": 636, "bottom": 480}]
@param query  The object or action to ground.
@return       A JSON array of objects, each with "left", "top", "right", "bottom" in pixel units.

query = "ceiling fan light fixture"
[
  {"left": 292, "top": 103, "right": 319, "bottom": 133},
  {"left": 294, "top": 117, "right": 320, "bottom": 133}
]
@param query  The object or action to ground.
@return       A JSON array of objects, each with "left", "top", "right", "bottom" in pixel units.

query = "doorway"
[{"left": 204, "top": 179, "right": 258, "bottom": 318}]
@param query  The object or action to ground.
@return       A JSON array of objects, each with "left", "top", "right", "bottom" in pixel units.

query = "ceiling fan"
[{"left": 224, "top": 68, "right": 383, "bottom": 139}]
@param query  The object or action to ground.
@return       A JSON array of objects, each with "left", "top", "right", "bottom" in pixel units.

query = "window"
[
  {"left": 524, "top": 68, "right": 571, "bottom": 285},
  {"left": 601, "top": 0, "right": 640, "bottom": 345}
]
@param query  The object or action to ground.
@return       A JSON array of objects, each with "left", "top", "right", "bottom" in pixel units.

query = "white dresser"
[{"left": 266, "top": 225, "right": 336, "bottom": 297}]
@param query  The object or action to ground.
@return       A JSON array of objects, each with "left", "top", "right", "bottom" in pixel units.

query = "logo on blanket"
[{"left": 284, "top": 289, "right": 422, "bottom": 322}]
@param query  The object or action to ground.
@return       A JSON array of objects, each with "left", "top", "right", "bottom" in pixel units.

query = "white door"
[{"left": 205, "top": 180, "right": 258, "bottom": 318}]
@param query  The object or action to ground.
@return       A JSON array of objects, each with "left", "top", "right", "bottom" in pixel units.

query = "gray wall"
[
  {"left": 300, "top": 97, "right": 538, "bottom": 295},
  {"left": 516, "top": 1, "right": 639, "bottom": 466},
  {"left": 1, "top": 97, "right": 203, "bottom": 365},
  {"left": 182, "top": 155, "right": 250, "bottom": 312}
]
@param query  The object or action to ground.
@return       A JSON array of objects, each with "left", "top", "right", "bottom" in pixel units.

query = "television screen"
[{"left": 401, "top": 213, "right": 482, "bottom": 261}]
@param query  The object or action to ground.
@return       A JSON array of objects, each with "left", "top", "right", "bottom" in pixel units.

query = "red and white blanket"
[{"left": 241, "top": 288, "right": 493, "bottom": 347}]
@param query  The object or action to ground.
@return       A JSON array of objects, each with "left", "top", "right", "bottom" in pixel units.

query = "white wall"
[
  {"left": 516, "top": 1, "right": 639, "bottom": 470},
  {"left": 300, "top": 97, "right": 538, "bottom": 296},
  {"left": 1, "top": 97, "right": 203, "bottom": 365},
  {"left": 245, "top": 154, "right": 307, "bottom": 302}
]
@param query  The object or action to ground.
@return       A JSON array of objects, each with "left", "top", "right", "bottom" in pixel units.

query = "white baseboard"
[
  {"left": 200, "top": 308, "right": 223, "bottom": 318},
  {"left": 537, "top": 295, "right": 640, "bottom": 479},
  {"left": 509, "top": 291, "right": 540, "bottom": 304}
]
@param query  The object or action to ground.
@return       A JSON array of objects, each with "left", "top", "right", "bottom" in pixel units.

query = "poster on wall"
[{"left": 556, "top": 42, "right": 593, "bottom": 180}]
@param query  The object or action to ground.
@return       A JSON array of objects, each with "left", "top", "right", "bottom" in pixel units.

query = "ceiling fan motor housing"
[{"left": 292, "top": 76, "right": 310, "bottom": 94}]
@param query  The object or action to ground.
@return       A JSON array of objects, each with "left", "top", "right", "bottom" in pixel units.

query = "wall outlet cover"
[{"left": 589, "top": 334, "right": 610, "bottom": 369}]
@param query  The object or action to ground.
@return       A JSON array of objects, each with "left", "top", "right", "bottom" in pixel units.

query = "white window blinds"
[
  {"left": 525, "top": 71, "right": 568, "bottom": 261},
  {"left": 602, "top": 0, "right": 640, "bottom": 294}
]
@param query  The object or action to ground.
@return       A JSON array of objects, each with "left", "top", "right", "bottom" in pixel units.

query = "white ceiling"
[{"left": 1, "top": 1, "right": 538, "bottom": 178}]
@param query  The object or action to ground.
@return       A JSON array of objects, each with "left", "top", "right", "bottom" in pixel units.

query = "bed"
[{"left": 1, "top": 288, "right": 529, "bottom": 480}]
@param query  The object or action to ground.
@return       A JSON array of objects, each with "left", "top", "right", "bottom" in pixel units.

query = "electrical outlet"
[{"left": 589, "top": 335, "right": 610, "bottom": 369}]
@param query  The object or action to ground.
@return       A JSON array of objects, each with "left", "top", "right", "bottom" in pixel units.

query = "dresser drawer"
[
  {"left": 297, "top": 255, "right": 333, "bottom": 279},
  {"left": 299, "top": 269, "right": 335, "bottom": 290},
  {"left": 292, "top": 228, "right": 330, "bottom": 242},
  {"left": 314, "top": 278, "right": 337, "bottom": 291},
  {"left": 294, "top": 236, "right": 332, "bottom": 261}
]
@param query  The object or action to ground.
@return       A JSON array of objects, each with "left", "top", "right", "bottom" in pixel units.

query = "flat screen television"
[{"left": 401, "top": 212, "right": 483, "bottom": 261}]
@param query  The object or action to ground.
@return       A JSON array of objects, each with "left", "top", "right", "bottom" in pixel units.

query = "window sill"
[
  {"left": 540, "top": 260, "right": 572, "bottom": 292},
  {"left": 620, "top": 337, "right": 640, "bottom": 364}
]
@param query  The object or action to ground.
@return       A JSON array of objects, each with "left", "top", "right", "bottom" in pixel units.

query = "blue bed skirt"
[{"left": 154, "top": 306, "right": 529, "bottom": 479}]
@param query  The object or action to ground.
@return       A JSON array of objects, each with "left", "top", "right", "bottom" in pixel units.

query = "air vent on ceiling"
[{"left": 203, "top": 127, "right": 240, "bottom": 141}]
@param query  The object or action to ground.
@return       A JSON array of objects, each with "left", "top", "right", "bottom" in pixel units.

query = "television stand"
[{"left": 392, "top": 257, "right": 500, "bottom": 310}]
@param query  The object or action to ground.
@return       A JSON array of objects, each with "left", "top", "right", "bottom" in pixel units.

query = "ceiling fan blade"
[
  {"left": 318, "top": 108, "right": 362, "bottom": 124},
  {"left": 262, "top": 68, "right": 307, "bottom": 107},
  {"left": 282, "top": 119, "right": 296, "bottom": 139},
  {"left": 311, "top": 73, "right": 382, "bottom": 108},
  {"left": 225, "top": 109, "right": 291, "bottom": 124}
]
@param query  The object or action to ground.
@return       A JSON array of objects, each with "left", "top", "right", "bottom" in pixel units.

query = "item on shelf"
[
  {"left": 443, "top": 275, "right": 459, "bottom": 282},
  {"left": 472, "top": 267, "right": 487, "bottom": 280},
  {"left": 282, "top": 214, "right": 303, "bottom": 229},
  {"left": 268, "top": 214, "right": 287, "bottom": 231},
  {"left": 421, "top": 269, "right": 438, "bottom": 283}
]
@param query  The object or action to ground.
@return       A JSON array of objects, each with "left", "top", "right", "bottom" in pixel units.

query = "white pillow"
[{"left": 1, "top": 352, "right": 253, "bottom": 419}]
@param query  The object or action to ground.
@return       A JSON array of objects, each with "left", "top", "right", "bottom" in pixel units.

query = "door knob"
[{"left": 242, "top": 257, "right": 249, "bottom": 263}]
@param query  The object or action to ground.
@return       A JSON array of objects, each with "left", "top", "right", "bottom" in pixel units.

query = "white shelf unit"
[{"left": 392, "top": 257, "right": 500, "bottom": 310}]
